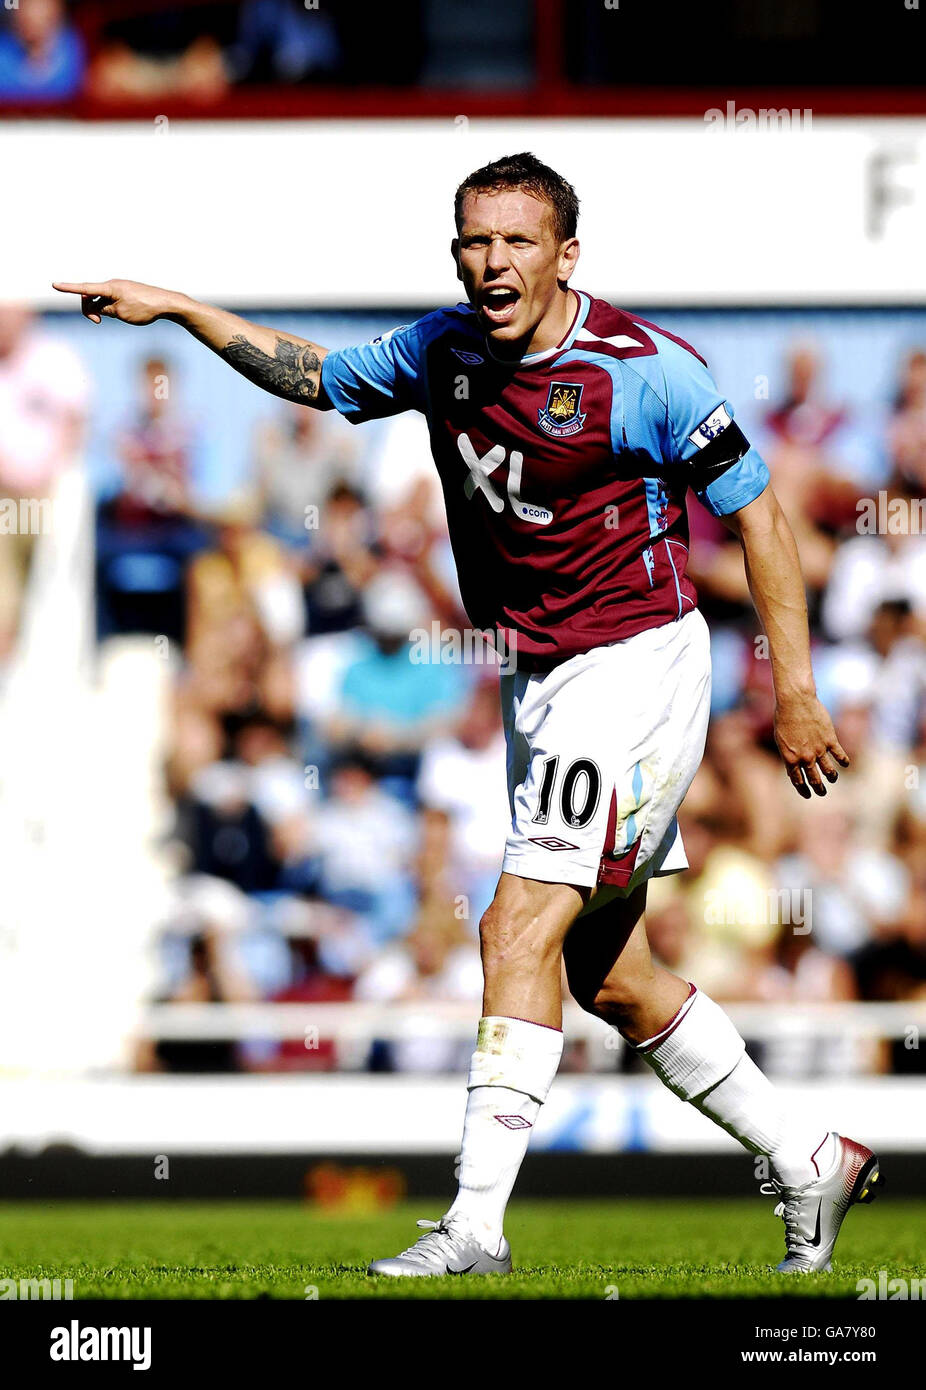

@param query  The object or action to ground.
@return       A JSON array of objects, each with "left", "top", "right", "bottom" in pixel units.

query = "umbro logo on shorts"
[
  {"left": 494, "top": 1115, "right": 533, "bottom": 1129},
  {"left": 528, "top": 835, "right": 580, "bottom": 851}
]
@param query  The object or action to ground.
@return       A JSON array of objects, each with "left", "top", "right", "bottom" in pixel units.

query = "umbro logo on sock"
[{"left": 494, "top": 1115, "right": 532, "bottom": 1129}]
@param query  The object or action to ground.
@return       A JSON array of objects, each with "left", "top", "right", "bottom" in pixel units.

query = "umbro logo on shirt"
[
  {"left": 452, "top": 347, "right": 484, "bottom": 365},
  {"left": 528, "top": 835, "right": 580, "bottom": 851},
  {"left": 494, "top": 1115, "right": 533, "bottom": 1129}
]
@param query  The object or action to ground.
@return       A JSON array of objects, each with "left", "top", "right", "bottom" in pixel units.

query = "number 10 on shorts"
[{"left": 531, "top": 754, "right": 602, "bottom": 829}]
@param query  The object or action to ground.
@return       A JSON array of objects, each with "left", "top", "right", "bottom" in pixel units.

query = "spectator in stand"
[
  {"left": 166, "top": 702, "right": 225, "bottom": 821},
  {"left": 322, "top": 568, "right": 468, "bottom": 792},
  {"left": 803, "top": 659, "right": 879, "bottom": 829},
  {"left": 186, "top": 495, "right": 304, "bottom": 653},
  {"left": 765, "top": 342, "right": 848, "bottom": 457},
  {"left": 234, "top": 712, "right": 306, "bottom": 826},
  {"left": 899, "top": 724, "right": 926, "bottom": 888},
  {"left": 763, "top": 339, "right": 881, "bottom": 488},
  {"left": 0, "top": 302, "right": 89, "bottom": 655},
  {"left": 820, "top": 599, "right": 926, "bottom": 849},
  {"left": 301, "top": 481, "right": 377, "bottom": 635},
  {"left": 0, "top": 0, "right": 85, "bottom": 103},
  {"left": 658, "top": 808, "right": 780, "bottom": 1002},
  {"left": 888, "top": 348, "right": 926, "bottom": 493},
  {"left": 417, "top": 677, "right": 509, "bottom": 927},
  {"left": 136, "top": 875, "right": 257, "bottom": 1074},
  {"left": 869, "top": 598, "right": 926, "bottom": 845},
  {"left": 183, "top": 758, "right": 279, "bottom": 894},
  {"left": 362, "top": 402, "right": 441, "bottom": 529},
  {"left": 689, "top": 342, "right": 860, "bottom": 625},
  {"left": 354, "top": 900, "right": 482, "bottom": 1073},
  {"left": 365, "top": 411, "right": 463, "bottom": 627},
  {"left": 179, "top": 605, "right": 268, "bottom": 730},
  {"left": 740, "top": 921, "right": 868, "bottom": 1078},
  {"left": 821, "top": 495, "right": 926, "bottom": 643},
  {"left": 109, "top": 357, "right": 195, "bottom": 526},
  {"left": 852, "top": 888, "right": 926, "bottom": 1004},
  {"left": 755, "top": 343, "right": 844, "bottom": 594},
  {"left": 97, "top": 355, "right": 212, "bottom": 641},
  {"left": 233, "top": 711, "right": 317, "bottom": 891},
  {"left": 285, "top": 748, "right": 419, "bottom": 968},
  {"left": 851, "top": 887, "right": 926, "bottom": 1073},
  {"left": 256, "top": 933, "right": 355, "bottom": 1073},
  {"left": 255, "top": 401, "right": 359, "bottom": 550},
  {"left": 324, "top": 749, "right": 416, "bottom": 918},
  {"left": 243, "top": 899, "right": 363, "bottom": 1075},
  {"left": 775, "top": 801, "right": 910, "bottom": 958},
  {"left": 169, "top": 698, "right": 312, "bottom": 893},
  {"left": 225, "top": 0, "right": 342, "bottom": 84},
  {"left": 865, "top": 599, "right": 926, "bottom": 753},
  {"left": 747, "top": 919, "right": 857, "bottom": 1005},
  {"left": 88, "top": 7, "right": 228, "bottom": 105},
  {"left": 0, "top": 305, "right": 89, "bottom": 498},
  {"left": 692, "top": 708, "right": 792, "bottom": 864}
]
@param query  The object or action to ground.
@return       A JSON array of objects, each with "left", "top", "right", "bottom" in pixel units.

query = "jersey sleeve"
[
  {"left": 660, "top": 339, "right": 770, "bottom": 517},
  {"left": 321, "top": 318, "right": 432, "bottom": 423}
]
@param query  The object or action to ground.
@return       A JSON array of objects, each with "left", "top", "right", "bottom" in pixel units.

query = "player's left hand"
[{"left": 773, "top": 695, "right": 849, "bottom": 798}]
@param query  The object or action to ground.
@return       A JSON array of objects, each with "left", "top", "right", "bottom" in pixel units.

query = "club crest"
[{"left": 538, "top": 381, "right": 586, "bottom": 437}]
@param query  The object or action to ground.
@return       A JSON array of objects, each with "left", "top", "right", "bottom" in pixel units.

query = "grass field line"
[{"left": 0, "top": 1198, "right": 921, "bottom": 1300}]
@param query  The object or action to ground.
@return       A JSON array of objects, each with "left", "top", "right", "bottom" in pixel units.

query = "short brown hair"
[{"left": 454, "top": 152, "right": 579, "bottom": 243}]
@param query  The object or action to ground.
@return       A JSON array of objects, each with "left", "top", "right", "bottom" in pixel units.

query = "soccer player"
[{"left": 55, "top": 151, "right": 881, "bottom": 1277}]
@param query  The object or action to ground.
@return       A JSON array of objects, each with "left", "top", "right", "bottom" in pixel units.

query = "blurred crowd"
[
  {"left": 0, "top": 0, "right": 524, "bottom": 105},
  {"left": 3, "top": 303, "right": 926, "bottom": 1078},
  {"left": 5, "top": 0, "right": 901, "bottom": 110}
]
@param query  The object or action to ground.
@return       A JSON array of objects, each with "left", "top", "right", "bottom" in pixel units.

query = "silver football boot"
[
  {"left": 762, "top": 1133, "right": 882, "bottom": 1273},
  {"left": 368, "top": 1215, "right": 512, "bottom": 1277}
]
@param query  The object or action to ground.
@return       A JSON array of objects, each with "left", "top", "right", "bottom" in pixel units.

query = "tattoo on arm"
[{"left": 221, "top": 334, "right": 322, "bottom": 403}]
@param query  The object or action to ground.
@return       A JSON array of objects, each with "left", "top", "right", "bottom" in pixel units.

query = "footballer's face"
[{"left": 453, "top": 189, "right": 579, "bottom": 356}]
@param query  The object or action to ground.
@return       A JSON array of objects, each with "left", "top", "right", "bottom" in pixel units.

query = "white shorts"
[{"left": 501, "top": 609, "right": 712, "bottom": 894}]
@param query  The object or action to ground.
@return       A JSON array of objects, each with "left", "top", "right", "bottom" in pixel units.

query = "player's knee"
[
  {"left": 570, "top": 966, "right": 655, "bottom": 1028},
  {"left": 479, "top": 903, "right": 561, "bottom": 985}
]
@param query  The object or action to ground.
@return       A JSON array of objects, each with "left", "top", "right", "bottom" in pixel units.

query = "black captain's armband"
[{"left": 686, "top": 419, "right": 750, "bottom": 492}]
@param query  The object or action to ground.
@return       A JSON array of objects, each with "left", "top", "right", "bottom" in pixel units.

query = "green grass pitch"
[{"left": 0, "top": 1198, "right": 920, "bottom": 1300}]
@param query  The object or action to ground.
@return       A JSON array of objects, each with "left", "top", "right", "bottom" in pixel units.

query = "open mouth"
[{"left": 479, "top": 286, "right": 520, "bottom": 326}]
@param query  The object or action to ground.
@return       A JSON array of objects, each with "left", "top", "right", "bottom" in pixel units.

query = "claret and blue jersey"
[{"left": 321, "top": 290, "right": 769, "bottom": 670}]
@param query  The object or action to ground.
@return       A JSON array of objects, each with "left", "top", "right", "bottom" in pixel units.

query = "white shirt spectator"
[
  {"left": 354, "top": 941, "right": 483, "bottom": 1072},
  {"left": 249, "top": 755, "right": 311, "bottom": 825},
  {"left": 417, "top": 731, "right": 510, "bottom": 875},
  {"left": 295, "top": 630, "right": 365, "bottom": 723},
  {"left": 355, "top": 943, "right": 482, "bottom": 1005},
  {"left": 776, "top": 848, "right": 909, "bottom": 956},
  {"left": 822, "top": 535, "right": 926, "bottom": 642},
  {"left": 315, "top": 786, "right": 416, "bottom": 894},
  {"left": 819, "top": 636, "right": 926, "bottom": 751},
  {"left": 0, "top": 329, "right": 90, "bottom": 494},
  {"left": 870, "top": 636, "right": 926, "bottom": 750},
  {"left": 364, "top": 411, "right": 443, "bottom": 524}
]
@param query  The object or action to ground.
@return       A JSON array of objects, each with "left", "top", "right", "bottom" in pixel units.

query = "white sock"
[
  {"left": 695, "top": 1053, "right": 836, "bottom": 1186},
  {"left": 446, "top": 1016, "right": 563, "bottom": 1251},
  {"left": 634, "top": 986, "right": 835, "bottom": 1188}
]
